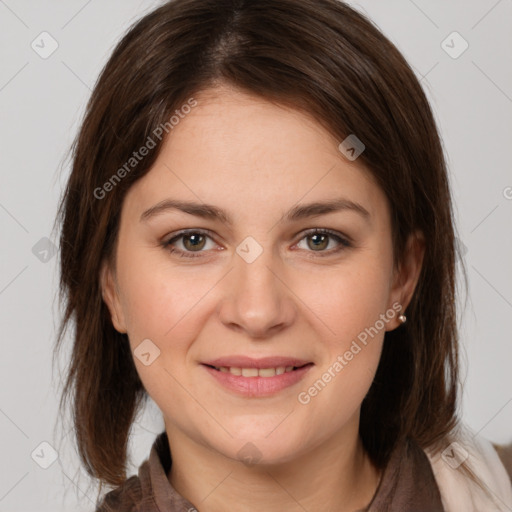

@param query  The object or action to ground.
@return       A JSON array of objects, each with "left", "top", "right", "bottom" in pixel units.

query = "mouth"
[
  {"left": 202, "top": 363, "right": 313, "bottom": 378},
  {"left": 200, "top": 360, "right": 314, "bottom": 397}
]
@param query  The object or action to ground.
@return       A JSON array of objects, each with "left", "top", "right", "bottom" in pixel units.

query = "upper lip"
[{"left": 202, "top": 356, "right": 312, "bottom": 369}]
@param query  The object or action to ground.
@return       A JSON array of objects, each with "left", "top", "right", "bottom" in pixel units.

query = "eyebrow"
[{"left": 140, "top": 198, "right": 371, "bottom": 225}]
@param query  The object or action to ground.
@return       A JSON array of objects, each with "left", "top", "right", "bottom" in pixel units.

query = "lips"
[
  {"left": 201, "top": 359, "right": 314, "bottom": 397},
  {"left": 202, "top": 356, "right": 312, "bottom": 369}
]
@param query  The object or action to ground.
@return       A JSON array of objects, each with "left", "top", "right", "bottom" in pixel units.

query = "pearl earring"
[{"left": 398, "top": 306, "right": 407, "bottom": 324}]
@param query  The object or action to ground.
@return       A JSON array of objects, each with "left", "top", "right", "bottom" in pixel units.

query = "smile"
[
  {"left": 207, "top": 364, "right": 308, "bottom": 377},
  {"left": 201, "top": 363, "right": 314, "bottom": 397}
]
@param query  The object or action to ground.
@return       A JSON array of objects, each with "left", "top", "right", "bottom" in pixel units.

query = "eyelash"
[{"left": 162, "top": 228, "right": 352, "bottom": 259}]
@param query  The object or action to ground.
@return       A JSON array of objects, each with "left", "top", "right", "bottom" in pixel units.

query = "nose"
[{"left": 216, "top": 244, "right": 297, "bottom": 339}]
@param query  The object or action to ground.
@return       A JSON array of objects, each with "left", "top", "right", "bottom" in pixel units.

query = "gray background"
[{"left": 0, "top": 0, "right": 511, "bottom": 510}]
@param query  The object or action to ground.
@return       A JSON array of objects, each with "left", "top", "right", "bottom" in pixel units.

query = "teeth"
[
  {"left": 215, "top": 366, "right": 297, "bottom": 377},
  {"left": 258, "top": 368, "right": 277, "bottom": 377}
]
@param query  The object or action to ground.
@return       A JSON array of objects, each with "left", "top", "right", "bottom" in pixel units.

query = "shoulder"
[
  {"left": 424, "top": 425, "right": 512, "bottom": 512},
  {"left": 95, "top": 474, "right": 143, "bottom": 511},
  {"left": 94, "top": 431, "right": 171, "bottom": 511}
]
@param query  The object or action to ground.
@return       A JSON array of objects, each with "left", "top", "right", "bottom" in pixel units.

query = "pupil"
[
  {"left": 309, "top": 234, "right": 327, "bottom": 250},
  {"left": 185, "top": 234, "right": 205, "bottom": 250}
]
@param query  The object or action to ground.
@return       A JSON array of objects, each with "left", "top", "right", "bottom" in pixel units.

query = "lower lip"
[{"left": 201, "top": 364, "right": 313, "bottom": 397}]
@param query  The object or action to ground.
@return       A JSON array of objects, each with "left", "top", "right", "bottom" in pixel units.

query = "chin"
[{"left": 212, "top": 433, "right": 304, "bottom": 467}]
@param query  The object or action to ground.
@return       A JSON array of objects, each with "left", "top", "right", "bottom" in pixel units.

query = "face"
[{"left": 101, "top": 84, "right": 423, "bottom": 466}]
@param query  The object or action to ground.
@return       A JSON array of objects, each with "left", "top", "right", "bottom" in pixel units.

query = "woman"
[{"left": 54, "top": 0, "right": 512, "bottom": 510}]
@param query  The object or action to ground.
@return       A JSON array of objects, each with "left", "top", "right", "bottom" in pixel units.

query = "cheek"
[
  {"left": 297, "top": 302, "right": 386, "bottom": 434},
  {"left": 116, "top": 260, "right": 207, "bottom": 416},
  {"left": 116, "top": 245, "right": 210, "bottom": 342},
  {"left": 295, "top": 254, "right": 391, "bottom": 406},
  {"left": 297, "top": 257, "right": 392, "bottom": 346}
]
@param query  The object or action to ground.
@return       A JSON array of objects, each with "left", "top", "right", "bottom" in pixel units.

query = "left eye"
[
  {"left": 296, "top": 229, "right": 351, "bottom": 254},
  {"left": 162, "top": 228, "right": 351, "bottom": 259}
]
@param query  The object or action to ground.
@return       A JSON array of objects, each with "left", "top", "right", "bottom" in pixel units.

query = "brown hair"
[{"left": 53, "top": 0, "right": 482, "bottom": 501}]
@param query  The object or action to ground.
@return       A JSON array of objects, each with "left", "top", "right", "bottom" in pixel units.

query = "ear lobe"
[
  {"left": 100, "top": 260, "right": 127, "bottom": 334},
  {"left": 388, "top": 230, "right": 425, "bottom": 327}
]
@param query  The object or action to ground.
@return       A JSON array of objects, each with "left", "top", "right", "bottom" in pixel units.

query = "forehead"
[{"left": 122, "top": 85, "right": 388, "bottom": 227}]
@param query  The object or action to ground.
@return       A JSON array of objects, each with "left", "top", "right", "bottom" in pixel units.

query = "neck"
[{"left": 166, "top": 418, "right": 381, "bottom": 512}]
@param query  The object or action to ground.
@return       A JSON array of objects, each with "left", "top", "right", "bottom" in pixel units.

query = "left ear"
[{"left": 386, "top": 229, "right": 425, "bottom": 330}]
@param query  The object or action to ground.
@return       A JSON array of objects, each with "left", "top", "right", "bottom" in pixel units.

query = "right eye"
[{"left": 162, "top": 229, "right": 219, "bottom": 258}]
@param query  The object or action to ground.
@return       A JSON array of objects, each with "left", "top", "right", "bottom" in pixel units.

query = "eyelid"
[{"left": 298, "top": 228, "right": 353, "bottom": 246}]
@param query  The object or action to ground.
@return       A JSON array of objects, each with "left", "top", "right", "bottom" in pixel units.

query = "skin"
[{"left": 101, "top": 84, "right": 425, "bottom": 512}]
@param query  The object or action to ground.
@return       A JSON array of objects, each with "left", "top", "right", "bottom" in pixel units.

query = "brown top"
[
  {"left": 96, "top": 431, "right": 445, "bottom": 511},
  {"left": 493, "top": 443, "right": 512, "bottom": 485}
]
